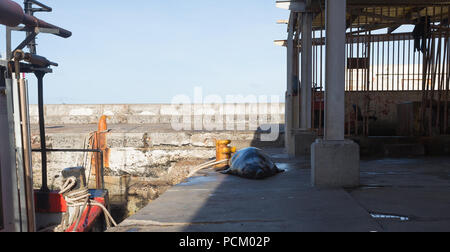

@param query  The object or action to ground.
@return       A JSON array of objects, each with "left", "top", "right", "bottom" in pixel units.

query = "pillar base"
[
  {"left": 311, "top": 139, "right": 360, "bottom": 188},
  {"left": 288, "top": 129, "right": 316, "bottom": 157}
]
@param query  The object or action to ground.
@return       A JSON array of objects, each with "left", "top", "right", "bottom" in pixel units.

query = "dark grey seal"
[{"left": 221, "top": 147, "right": 284, "bottom": 179}]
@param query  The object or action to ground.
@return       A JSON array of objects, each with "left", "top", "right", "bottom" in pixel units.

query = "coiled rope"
[
  {"left": 55, "top": 176, "right": 117, "bottom": 232},
  {"left": 53, "top": 159, "right": 228, "bottom": 232}
]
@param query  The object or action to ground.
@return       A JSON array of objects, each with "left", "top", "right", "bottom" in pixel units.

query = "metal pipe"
[
  {"left": 12, "top": 51, "right": 31, "bottom": 231},
  {"left": 35, "top": 71, "right": 48, "bottom": 192},
  {"left": 18, "top": 78, "right": 36, "bottom": 232},
  {"left": 382, "top": 32, "right": 385, "bottom": 91},
  {"left": 25, "top": 0, "right": 52, "bottom": 12},
  {"left": 0, "top": 0, "right": 23, "bottom": 27},
  {"left": 355, "top": 12, "right": 360, "bottom": 135},
  {"left": 402, "top": 34, "right": 406, "bottom": 91},
  {"left": 319, "top": 12, "right": 323, "bottom": 135},
  {"left": 24, "top": 0, "right": 36, "bottom": 54},
  {"left": 408, "top": 34, "right": 411, "bottom": 90},
  {"left": 397, "top": 34, "right": 401, "bottom": 90},
  {"left": 445, "top": 8, "right": 449, "bottom": 134},
  {"left": 0, "top": 0, "right": 71, "bottom": 38},
  {"left": 376, "top": 31, "right": 379, "bottom": 91},
  {"left": 24, "top": 53, "right": 58, "bottom": 67}
]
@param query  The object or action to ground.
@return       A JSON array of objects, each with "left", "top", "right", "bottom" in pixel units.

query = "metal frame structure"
[
  {"left": 0, "top": 54, "right": 22, "bottom": 232},
  {"left": 277, "top": 0, "right": 450, "bottom": 138},
  {"left": 276, "top": 0, "right": 450, "bottom": 187},
  {"left": 0, "top": 0, "right": 71, "bottom": 232}
]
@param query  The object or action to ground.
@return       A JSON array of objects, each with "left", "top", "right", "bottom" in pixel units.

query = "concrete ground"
[{"left": 108, "top": 148, "right": 450, "bottom": 232}]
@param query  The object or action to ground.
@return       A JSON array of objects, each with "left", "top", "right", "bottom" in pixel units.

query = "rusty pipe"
[
  {"left": 14, "top": 49, "right": 58, "bottom": 67},
  {"left": 18, "top": 79, "right": 36, "bottom": 232},
  {"left": 24, "top": 53, "right": 58, "bottom": 67},
  {"left": 0, "top": 0, "right": 71, "bottom": 38},
  {"left": 0, "top": 0, "right": 22, "bottom": 26}
]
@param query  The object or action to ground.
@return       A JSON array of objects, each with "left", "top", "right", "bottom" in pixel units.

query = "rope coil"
[
  {"left": 53, "top": 158, "right": 228, "bottom": 232},
  {"left": 55, "top": 176, "right": 117, "bottom": 232}
]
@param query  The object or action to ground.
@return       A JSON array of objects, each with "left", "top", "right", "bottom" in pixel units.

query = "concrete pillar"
[
  {"left": 292, "top": 44, "right": 300, "bottom": 131},
  {"left": 301, "top": 13, "right": 312, "bottom": 130},
  {"left": 294, "top": 12, "right": 316, "bottom": 157},
  {"left": 323, "top": 4, "right": 345, "bottom": 141},
  {"left": 290, "top": 12, "right": 316, "bottom": 157},
  {"left": 311, "top": 0, "right": 360, "bottom": 188},
  {"left": 285, "top": 13, "right": 297, "bottom": 155}
]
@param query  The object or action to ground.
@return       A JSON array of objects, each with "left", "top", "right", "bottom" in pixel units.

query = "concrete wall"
[
  {"left": 28, "top": 91, "right": 446, "bottom": 187},
  {"left": 29, "top": 103, "right": 286, "bottom": 125},
  {"left": 31, "top": 130, "right": 285, "bottom": 190},
  {"left": 346, "top": 91, "right": 430, "bottom": 135},
  {"left": 344, "top": 91, "right": 450, "bottom": 135},
  {"left": 30, "top": 92, "right": 437, "bottom": 136}
]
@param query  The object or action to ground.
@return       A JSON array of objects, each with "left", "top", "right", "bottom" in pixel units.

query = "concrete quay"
[{"left": 108, "top": 148, "right": 450, "bottom": 232}]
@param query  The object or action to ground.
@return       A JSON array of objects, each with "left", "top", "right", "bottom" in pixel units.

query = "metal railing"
[{"left": 309, "top": 5, "right": 450, "bottom": 136}]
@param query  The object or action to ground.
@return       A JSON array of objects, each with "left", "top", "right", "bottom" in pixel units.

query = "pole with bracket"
[{"left": 35, "top": 70, "right": 49, "bottom": 192}]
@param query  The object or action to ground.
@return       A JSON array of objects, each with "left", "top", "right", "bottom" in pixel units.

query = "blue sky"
[{"left": 0, "top": 0, "right": 289, "bottom": 104}]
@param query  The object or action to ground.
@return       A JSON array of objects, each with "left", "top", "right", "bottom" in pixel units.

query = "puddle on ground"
[
  {"left": 275, "top": 163, "right": 294, "bottom": 172},
  {"left": 370, "top": 213, "right": 410, "bottom": 221},
  {"left": 126, "top": 228, "right": 140, "bottom": 232},
  {"left": 372, "top": 159, "right": 423, "bottom": 166},
  {"left": 271, "top": 153, "right": 290, "bottom": 159},
  {"left": 362, "top": 171, "right": 412, "bottom": 176},
  {"left": 359, "top": 185, "right": 388, "bottom": 190}
]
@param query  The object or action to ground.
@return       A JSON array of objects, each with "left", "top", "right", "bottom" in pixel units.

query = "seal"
[{"left": 221, "top": 147, "right": 284, "bottom": 179}]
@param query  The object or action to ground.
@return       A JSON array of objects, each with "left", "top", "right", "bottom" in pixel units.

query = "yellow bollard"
[{"left": 215, "top": 140, "right": 236, "bottom": 170}]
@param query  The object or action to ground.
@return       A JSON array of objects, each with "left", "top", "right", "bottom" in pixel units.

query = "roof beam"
[
  {"left": 277, "top": 19, "right": 289, "bottom": 24},
  {"left": 347, "top": 0, "right": 450, "bottom": 6},
  {"left": 388, "top": 7, "right": 426, "bottom": 33},
  {"left": 276, "top": 0, "right": 306, "bottom": 12},
  {"left": 276, "top": 31, "right": 448, "bottom": 48}
]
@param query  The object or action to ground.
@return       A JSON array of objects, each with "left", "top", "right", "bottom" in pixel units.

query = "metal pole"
[
  {"left": 35, "top": 71, "right": 48, "bottom": 192},
  {"left": 18, "top": 78, "right": 35, "bottom": 232},
  {"left": 6, "top": 27, "right": 12, "bottom": 62},
  {"left": 24, "top": 0, "right": 36, "bottom": 54},
  {"left": 11, "top": 77, "right": 28, "bottom": 231},
  {"left": 319, "top": 12, "right": 324, "bottom": 135}
]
